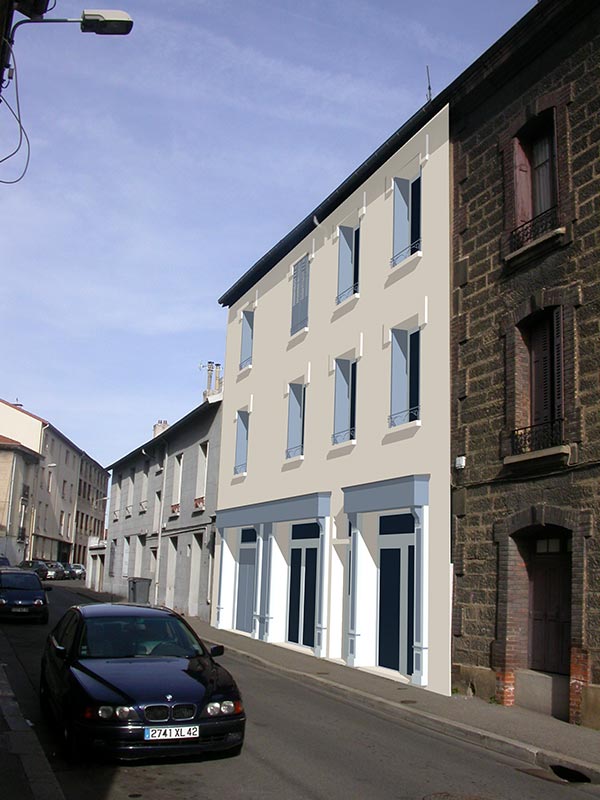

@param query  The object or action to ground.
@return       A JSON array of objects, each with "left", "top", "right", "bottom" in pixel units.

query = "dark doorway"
[{"left": 529, "top": 532, "right": 571, "bottom": 675}]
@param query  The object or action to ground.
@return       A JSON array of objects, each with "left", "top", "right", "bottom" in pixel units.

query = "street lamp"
[{"left": 10, "top": 8, "right": 133, "bottom": 40}]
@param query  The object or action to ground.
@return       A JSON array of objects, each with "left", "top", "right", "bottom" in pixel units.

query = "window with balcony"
[
  {"left": 337, "top": 225, "right": 360, "bottom": 304},
  {"left": 510, "top": 111, "right": 558, "bottom": 252},
  {"left": 512, "top": 307, "right": 564, "bottom": 455},
  {"left": 240, "top": 310, "right": 254, "bottom": 370},
  {"left": 333, "top": 359, "right": 357, "bottom": 445},
  {"left": 391, "top": 173, "right": 421, "bottom": 267},
  {"left": 291, "top": 255, "right": 310, "bottom": 335},
  {"left": 234, "top": 410, "right": 250, "bottom": 475},
  {"left": 389, "top": 328, "right": 420, "bottom": 427},
  {"left": 286, "top": 383, "right": 306, "bottom": 459}
]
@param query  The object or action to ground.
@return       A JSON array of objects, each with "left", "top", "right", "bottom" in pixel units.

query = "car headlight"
[
  {"left": 34, "top": 599, "right": 43, "bottom": 606},
  {"left": 0, "top": 599, "right": 6, "bottom": 605},
  {"left": 204, "top": 700, "right": 243, "bottom": 717},
  {"left": 88, "top": 705, "right": 140, "bottom": 721}
]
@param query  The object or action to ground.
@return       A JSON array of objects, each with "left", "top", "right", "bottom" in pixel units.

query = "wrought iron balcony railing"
[
  {"left": 509, "top": 206, "right": 559, "bottom": 252},
  {"left": 332, "top": 427, "right": 356, "bottom": 446},
  {"left": 239, "top": 356, "right": 252, "bottom": 370},
  {"left": 511, "top": 419, "right": 564, "bottom": 456},
  {"left": 388, "top": 406, "right": 420, "bottom": 428},
  {"left": 233, "top": 462, "right": 247, "bottom": 475},
  {"left": 335, "top": 282, "right": 359, "bottom": 305},
  {"left": 285, "top": 444, "right": 304, "bottom": 459},
  {"left": 390, "top": 238, "right": 422, "bottom": 267}
]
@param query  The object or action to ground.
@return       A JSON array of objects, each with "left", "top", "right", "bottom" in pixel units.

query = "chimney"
[
  {"left": 215, "top": 363, "right": 222, "bottom": 392},
  {"left": 206, "top": 361, "right": 214, "bottom": 394},
  {"left": 153, "top": 419, "right": 169, "bottom": 438}
]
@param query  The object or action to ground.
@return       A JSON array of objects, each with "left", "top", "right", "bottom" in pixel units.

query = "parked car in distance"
[
  {"left": 18, "top": 560, "right": 49, "bottom": 580},
  {"left": 59, "top": 563, "right": 77, "bottom": 580},
  {"left": 0, "top": 556, "right": 10, "bottom": 567},
  {"left": 40, "top": 603, "right": 246, "bottom": 761},
  {"left": 70, "top": 563, "right": 86, "bottom": 580},
  {"left": 44, "top": 562, "right": 66, "bottom": 581},
  {"left": 0, "top": 567, "right": 51, "bottom": 623}
]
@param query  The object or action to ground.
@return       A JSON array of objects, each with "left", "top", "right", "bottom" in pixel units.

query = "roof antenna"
[{"left": 426, "top": 65, "right": 432, "bottom": 103}]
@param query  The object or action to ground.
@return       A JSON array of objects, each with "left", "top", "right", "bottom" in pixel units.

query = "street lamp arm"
[{"left": 10, "top": 9, "right": 133, "bottom": 41}]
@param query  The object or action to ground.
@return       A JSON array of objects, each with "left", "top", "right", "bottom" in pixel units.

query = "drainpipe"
[
  {"left": 153, "top": 440, "right": 169, "bottom": 605},
  {"left": 30, "top": 422, "right": 49, "bottom": 558}
]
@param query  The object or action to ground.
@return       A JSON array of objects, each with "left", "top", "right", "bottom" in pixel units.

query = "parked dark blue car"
[
  {"left": 0, "top": 568, "right": 51, "bottom": 623},
  {"left": 40, "top": 603, "right": 245, "bottom": 760}
]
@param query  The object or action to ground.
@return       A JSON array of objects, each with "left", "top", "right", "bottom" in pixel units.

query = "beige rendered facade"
[{"left": 215, "top": 106, "right": 451, "bottom": 695}]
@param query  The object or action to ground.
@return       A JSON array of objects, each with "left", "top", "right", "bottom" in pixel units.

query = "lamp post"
[{"left": 1, "top": 5, "right": 133, "bottom": 96}]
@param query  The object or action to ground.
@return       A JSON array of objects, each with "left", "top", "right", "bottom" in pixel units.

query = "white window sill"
[
  {"left": 388, "top": 419, "right": 422, "bottom": 433},
  {"left": 391, "top": 249, "right": 422, "bottom": 270},
  {"left": 285, "top": 454, "right": 304, "bottom": 464},
  {"left": 504, "top": 227, "right": 566, "bottom": 264},
  {"left": 290, "top": 326, "right": 309, "bottom": 341},
  {"left": 330, "top": 438, "right": 357, "bottom": 449},
  {"left": 335, "top": 291, "right": 360, "bottom": 309}
]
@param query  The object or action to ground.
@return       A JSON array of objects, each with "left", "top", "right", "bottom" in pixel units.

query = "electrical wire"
[
  {"left": 0, "top": 35, "right": 31, "bottom": 183},
  {"left": 0, "top": 96, "right": 30, "bottom": 182}
]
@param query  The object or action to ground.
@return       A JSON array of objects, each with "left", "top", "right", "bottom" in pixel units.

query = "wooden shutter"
[
  {"left": 514, "top": 138, "right": 532, "bottom": 227},
  {"left": 393, "top": 178, "right": 410, "bottom": 262},
  {"left": 530, "top": 314, "right": 552, "bottom": 425},
  {"left": 338, "top": 226, "right": 354, "bottom": 296},
  {"left": 553, "top": 306, "right": 564, "bottom": 421},
  {"left": 291, "top": 256, "right": 309, "bottom": 334}
]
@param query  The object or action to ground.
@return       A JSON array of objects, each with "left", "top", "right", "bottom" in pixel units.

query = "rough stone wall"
[{"left": 450, "top": 4, "right": 600, "bottom": 713}]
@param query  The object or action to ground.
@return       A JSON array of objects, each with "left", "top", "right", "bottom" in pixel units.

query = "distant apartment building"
[
  {"left": 449, "top": 0, "right": 600, "bottom": 728},
  {"left": 0, "top": 435, "right": 39, "bottom": 564},
  {"left": 215, "top": 107, "right": 452, "bottom": 695},
  {"left": 0, "top": 399, "right": 108, "bottom": 564},
  {"left": 104, "top": 386, "right": 222, "bottom": 621}
]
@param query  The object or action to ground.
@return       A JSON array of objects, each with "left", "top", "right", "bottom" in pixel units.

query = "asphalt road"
[{"left": 2, "top": 584, "right": 600, "bottom": 800}]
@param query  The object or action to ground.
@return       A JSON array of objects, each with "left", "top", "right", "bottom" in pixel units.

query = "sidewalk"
[
  {"left": 1, "top": 586, "right": 599, "bottom": 800},
  {"left": 184, "top": 616, "right": 600, "bottom": 784}
]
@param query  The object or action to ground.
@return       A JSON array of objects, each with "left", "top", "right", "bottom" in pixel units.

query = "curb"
[
  {"left": 204, "top": 636, "right": 600, "bottom": 785},
  {"left": 0, "top": 661, "right": 66, "bottom": 800}
]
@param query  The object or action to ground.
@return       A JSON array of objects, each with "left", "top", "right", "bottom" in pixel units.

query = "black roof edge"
[
  {"left": 107, "top": 396, "right": 221, "bottom": 471},
  {"left": 218, "top": 0, "right": 586, "bottom": 309}
]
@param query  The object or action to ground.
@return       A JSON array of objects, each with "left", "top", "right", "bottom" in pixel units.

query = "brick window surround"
[
  {"left": 500, "top": 283, "right": 582, "bottom": 460},
  {"left": 498, "top": 87, "right": 574, "bottom": 262},
  {"left": 492, "top": 504, "right": 593, "bottom": 724}
]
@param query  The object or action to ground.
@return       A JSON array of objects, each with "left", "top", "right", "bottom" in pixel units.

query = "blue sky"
[{"left": 0, "top": 0, "right": 534, "bottom": 467}]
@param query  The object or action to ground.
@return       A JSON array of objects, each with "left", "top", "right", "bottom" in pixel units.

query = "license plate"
[
  {"left": 11, "top": 607, "right": 29, "bottom": 613},
  {"left": 144, "top": 725, "right": 199, "bottom": 740}
]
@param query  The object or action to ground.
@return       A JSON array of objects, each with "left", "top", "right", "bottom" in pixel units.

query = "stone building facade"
[{"left": 450, "top": 0, "right": 600, "bottom": 727}]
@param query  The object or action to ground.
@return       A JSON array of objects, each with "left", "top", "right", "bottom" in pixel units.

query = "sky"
[{"left": 0, "top": 0, "right": 535, "bottom": 468}]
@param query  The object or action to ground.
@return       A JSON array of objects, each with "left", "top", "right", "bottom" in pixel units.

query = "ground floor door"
[
  {"left": 236, "top": 528, "right": 257, "bottom": 633},
  {"left": 378, "top": 514, "right": 415, "bottom": 675},
  {"left": 288, "top": 523, "right": 320, "bottom": 648},
  {"left": 529, "top": 535, "right": 571, "bottom": 675}
]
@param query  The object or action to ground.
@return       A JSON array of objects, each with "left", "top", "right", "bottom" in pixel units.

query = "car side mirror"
[{"left": 210, "top": 645, "right": 224, "bottom": 657}]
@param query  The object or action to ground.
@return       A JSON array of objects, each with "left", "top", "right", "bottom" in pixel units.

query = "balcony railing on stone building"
[
  {"left": 511, "top": 419, "right": 564, "bottom": 456},
  {"left": 509, "top": 206, "right": 559, "bottom": 252},
  {"left": 390, "top": 238, "right": 422, "bottom": 267}
]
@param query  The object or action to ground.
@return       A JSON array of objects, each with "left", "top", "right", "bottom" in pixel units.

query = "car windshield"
[
  {"left": 0, "top": 573, "right": 41, "bottom": 590},
  {"left": 78, "top": 615, "right": 207, "bottom": 659}
]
